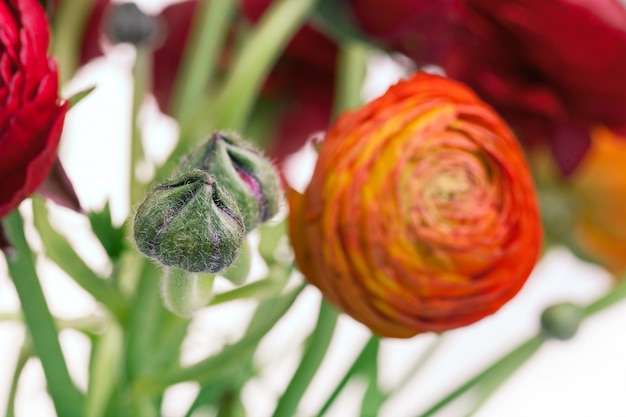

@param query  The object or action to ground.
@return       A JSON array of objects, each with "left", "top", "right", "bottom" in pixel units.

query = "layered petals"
[
  {"left": 569, "top": 128, "right": 626, "bottom": 274},
  {"left": 0, "top": 0, "right": 67, "bottom": 218},
  {"left": 289, "top": 72, "right": 542, "bottom": 338}
]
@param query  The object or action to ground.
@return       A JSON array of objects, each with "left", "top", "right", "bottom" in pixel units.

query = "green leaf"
[
  {"left": 32, "top": 199, "right": 128, "bottom": 319},
  {"left": 67, "top": 85, "right": 97, "bottom": 109},
  {"left": 272, "top": 299, "right": 339, "bottom": 417},
  {"left": 258, "top": 221, "right": 287, "bottom": 262},
  {"left": 3, "top": 211, "right": 85, "bottom": 417},
  {"left": 312, "top": 0, "right": 370, "bottom": 45},
  {"left": 88, "top": 202, "right": 127, "bottom": 261}
]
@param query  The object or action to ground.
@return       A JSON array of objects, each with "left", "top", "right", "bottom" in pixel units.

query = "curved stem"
[
  {"left": 333, "top": 41, "right": 369, "bottom": 118},
  {"left": 271, "top": 299, "right": 339, "bottom": 417},
  {"left": 135, "top": 284, "right": 304, "bottom": 393},
  {"left": 2, "top": 210, "right": 85, "bottom": 417},
  {"left": 418, "top": 335, "right": 546, "bottom": 417},
  {"left": 32, "top": 199, "right": 128, "bottom": 321},
  {"left": 315, "top": 336, "right": 379, "bottom": 417},
  {"left": 208, "top": 0, "right": 319, "bottom": 132},
  {"left": 419, "top": 277, "right": 626, "bottom": 417}
]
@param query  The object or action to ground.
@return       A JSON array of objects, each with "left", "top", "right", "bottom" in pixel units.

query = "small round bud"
[
  {"left": 132, "top": 170, "right": 244, "bottom": 273},
  {"left": 104, "top": 2, "right": 162, "bottom": 47},
  {"left": 540, "top": 302, "right": 584, "bottom": 340},
  {"left": 177, "top": 131, "right": 282, "bottom": 232}
]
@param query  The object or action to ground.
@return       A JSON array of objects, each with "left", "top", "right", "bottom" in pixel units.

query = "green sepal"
[{"left": 133, "top": 170, "right": 244, "bottom": 273}]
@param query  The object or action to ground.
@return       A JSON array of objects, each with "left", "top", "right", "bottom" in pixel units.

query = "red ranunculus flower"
[
  {"left": 444, "top": 0, "right": 626, "bottom": 175},
  {"left": 0, "top": 0, "right": 68, "bottom": 218},
  {"left": 289, "top": 72, "right": 542, "bottom": 338}
]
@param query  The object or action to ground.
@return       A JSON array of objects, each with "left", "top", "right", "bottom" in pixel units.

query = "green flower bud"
[
  {"left": 177, "top": 131, "right": 282, "bottom": 232},
  {"left": 540, "top": 302, "right": 584, "bottom": 340},
  {"left": 133, "top": 170, "right": 244, "bottom": 273}
]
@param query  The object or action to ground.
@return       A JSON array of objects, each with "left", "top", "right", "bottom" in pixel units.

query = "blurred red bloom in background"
[
  {"left": 0, "top": 0, "right": 68, "bottom": 219},
  {"left": 74, "top": 0, "right": 338, "bottom": 165},
  {"left": 289, "top": 73, "right": 542, "bottom": 338},
  {"left": 348, "top": 0, "right": 462, "bottom": 64},
  {"left": 348, "top": 0, "right": 626, "bottom": 175},
  {"left": 447, "top": 0, "right": 626, "bottom": 175}
]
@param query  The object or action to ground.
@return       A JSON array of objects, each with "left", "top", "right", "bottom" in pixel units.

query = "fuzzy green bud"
[
  {"left": 177, "top": 131, "right": 282, "bottom": 232},
  {"left": 133, "top": 170, "right": 244, "bottom": 273},
  {"left": 540, "top": 302, "right": 584, "bottom": 340}
]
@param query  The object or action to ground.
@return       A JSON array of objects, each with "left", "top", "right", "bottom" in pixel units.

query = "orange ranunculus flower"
[
  {"left": 289, "top": 72, "right": 542, "bottom": 338},
  {"left": 570, "top": 128, "right": 626, "bottom": 274}
]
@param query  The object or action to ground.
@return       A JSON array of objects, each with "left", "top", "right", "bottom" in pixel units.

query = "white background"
[{"left": 1, "top": 1, "right": 626, "bottom": 416}]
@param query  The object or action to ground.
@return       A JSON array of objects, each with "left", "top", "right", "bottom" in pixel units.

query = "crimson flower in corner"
[{"left": 0, "top": 0, "right": 69, "bottom": 240}]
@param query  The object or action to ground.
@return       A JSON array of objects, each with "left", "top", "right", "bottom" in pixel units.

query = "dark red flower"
[
  {"left": 445, "top": 0, "right": 626, "bottom": 174},
  {"left": 348, "top": 0, "right": 462, "bottom": 64},
  {"left": 0, "top": 0, "right": 68, "bottom": 218}
]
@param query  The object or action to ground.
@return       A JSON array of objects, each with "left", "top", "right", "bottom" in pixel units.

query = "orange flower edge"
[{"left": 289, "top": 72, "right": 542, "bottom": 338}]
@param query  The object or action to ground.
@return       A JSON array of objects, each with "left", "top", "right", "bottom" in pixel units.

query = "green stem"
[
  {"left": 32, "top": 199, "right": 127, "bottom": 320},
  {"left": 333, "top": 41, "right": 369, "bottom": 118},
  {"left": 51, "top": 0, "right": 96, "bottom": 84},
  {"left": 135, "top": 284, "right": 304, "bottom": 393},
  {"left": 208, "top": 0, "right": 319, "bottom": 132},
  {"left": 316, "top": 336, "right": 379, "bottom": 417},
  {"left": 5, "top": 337, "right": 31, "bottom": 417},
  {"left": 582, "top": 278, "right": 626, "bottom": 317},
  {"left": 420, "top": 277, "right": 626, "bottom": 417},
  {"left": 85, "top": 323, "right": 124, "bottom": 417},
  {"left": 172, "top": 0, "right": 236, "bottom": 132},
  {"left": 123, "top": 259, "right": 165, "bottom": 416},
  {"left": 3, "top": 211, "right": 84, "bottom": 417},
  {"left": 418, "top": 335, "right": 546, "bottom": 417},
  {"left": 272, "top": 299, "right": 339, "bottom": 417},
  {"left": 129, "top": 48, "right": 151, "bottom": 207}
]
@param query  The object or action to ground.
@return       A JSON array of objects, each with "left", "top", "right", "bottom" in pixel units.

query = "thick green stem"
[
  {"left": 207, "top": 0, "right": 319, "bottom": 132},
  {"left": 172, "top": 0, "right": 236, "bottom": 132},
  {"left": 3, "top": 211, "right": 85, "bottom": 417},
  {"left": 272, "top": 299, "right": 339, "bottom": 417},
  {"left": 333, "top": 41, "right": 369, "bottom": 118}
]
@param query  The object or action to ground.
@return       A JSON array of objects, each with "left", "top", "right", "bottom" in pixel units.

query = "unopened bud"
[
  {"left": 540, "top": 302, "right": 584, "bottom": 340},
  {"left": 132, "top": 170, "right": 244, "bottom": 273},
  {"left": 177, "top": 131, "right": 282, "bottom": 232}
]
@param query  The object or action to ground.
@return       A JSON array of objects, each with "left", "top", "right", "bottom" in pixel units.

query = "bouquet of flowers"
[{"left": 1, "top": 0, "right": 626, "bottom": 416}]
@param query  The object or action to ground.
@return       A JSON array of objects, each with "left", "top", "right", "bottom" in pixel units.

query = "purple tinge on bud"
[{"left": 177, "top": 131, "right": 282, "bottom": 232}]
